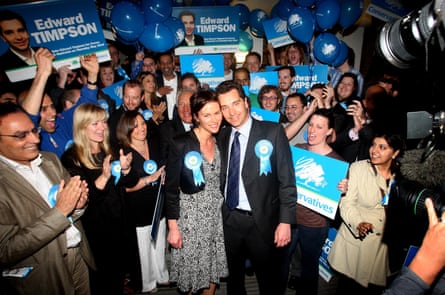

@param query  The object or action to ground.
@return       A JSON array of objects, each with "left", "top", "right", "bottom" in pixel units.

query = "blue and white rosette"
[
  {"left": 48, "top": 184, "right": 72, "bottom": 222},
  {"left": 98, "top": 99, "right": 110, "bottom": 117},
  {"left": 144, "top": 159, "right": 158, "bottom": 186},
  {"left": 142, "top": 109, "right": 153, "bottom": 121},
  {"left": 184, "top": 151, "right": 205, "bottom": 186},
  {"left": 48, "top": 184, "right": 59, "bottom": 207},
  {"left": 111, "top": 160, "right": 121, "bottom": 185},
  {"left": 64, "top": 139, "right": 74, "bottom": 151},
  {"left": 255, "top": 139, "right": 273, "bottom": 176}
]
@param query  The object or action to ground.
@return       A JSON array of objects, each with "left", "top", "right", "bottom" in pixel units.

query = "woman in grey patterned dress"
[{"left": 165, "top": 90, "right": 228, "bottom": 294}]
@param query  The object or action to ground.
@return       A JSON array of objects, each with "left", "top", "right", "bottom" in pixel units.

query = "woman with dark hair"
[
  {"left": 328, "top": 133, "right": 405, "bottom": 294},
  {"left": 61, "top": 103, "right": 135, "bottom": 295},
  {"left": 165, "top": 90, "right": 228, "bottom": 295},
  {"left": 116, "top": 110, "right": 167, "bottom": 293},
  {"left": 290, "top": 109, "right": 347, "bottom": 295},
  {"left": 137, "top": 71, "right": 167, "bottom": 125}
]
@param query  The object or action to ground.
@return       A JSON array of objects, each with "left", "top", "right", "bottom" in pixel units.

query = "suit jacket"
[
  {"left": 179, "top": 34, "right": 205, "bottom": 46},
  {"left": 164, "top": 131, "right": 205, "bottom": 220},
  {"left": 217, "top": 119, "right": 296, "bottom": 242},
  {"left": 158, "top": 117, "right": 188, "bottom": 163},
  {"left": 0, "top": 152, "right": 95, "bottom": 295}
]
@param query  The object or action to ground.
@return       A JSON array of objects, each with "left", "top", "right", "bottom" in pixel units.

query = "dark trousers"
[
  {"left": 291, "top": 224, "right": 329, "bottom": 295},
  {"left": 223, "top": 209, "right": 288, "bottom": 295}
]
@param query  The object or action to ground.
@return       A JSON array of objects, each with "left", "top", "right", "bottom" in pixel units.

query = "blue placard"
[
  {"left": 263, "top": 17, "right": 294, "bottom": 48},
  {"left": 0, "top": 0, "right": 110, "bottom": 82},
  {"left": 180, "top": 54, "right": 224, "bottom": 89},
  {"left": 403, "top": 245, "right": 420, "bottom": 267},
  {"left": 249, "top": 71, "right": 279, "bottom": 95},
  {"left": 250, "top": 107, "right": 280, "bottom": 123},
  {"left": 319, "top": 227, "right": 337, "bottom": 282},
  {"left": 366, "top": 0, "right": 412, "bottom": 22},
  {"left": 291, "top": 146, "right": 349, "bottom": 219},
  {"left": 172, "top": 6, "right": 240, "bottom": 55},
  {"left": 293, "top": 65, "right": 329, "bottom": 94},
  {"left": 102, "top": 79, "right": 126, "bottom": 108}
]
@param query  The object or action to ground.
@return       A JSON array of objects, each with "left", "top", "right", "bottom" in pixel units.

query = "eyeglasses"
[
  {"left": 261, "top": 96, "right": 278, "bottom": 101},
  {"left": 0, "top": 127, "right": 40, "bottom": 139}
]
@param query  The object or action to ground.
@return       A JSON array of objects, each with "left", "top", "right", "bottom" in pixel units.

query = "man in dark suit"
[
  {"left": 215, "top": 81, "right": 297, "bottom": 295},
  {"left": 0, "top": 103, "right": 95, "bottom": 295},
  {"left": 179, "top": 10, "right": 204, "bottom": 47},
  {"left": 159, "top": 89, "right": 194, "bottom": 163},
  {"left": 156, "top": 52, "right": 181, "bottom": 121},
  {"left": 0, "top": 9, "right": 39, "bottom": 89}
]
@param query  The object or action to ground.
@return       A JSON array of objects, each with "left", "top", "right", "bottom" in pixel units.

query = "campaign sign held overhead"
[
  {"left": 180, "top": 54, "right": 224, "bottom": 89},
  {"left": 0, "top": 0, "right": 110, "bottom": 83}
]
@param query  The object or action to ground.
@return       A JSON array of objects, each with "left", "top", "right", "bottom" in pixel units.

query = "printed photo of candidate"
[
  {"left": 179, "top": 10, "right": 204, "bottom": 47},
  {"left": 0, "top": 9, "right": 38, "bottom": 70}
]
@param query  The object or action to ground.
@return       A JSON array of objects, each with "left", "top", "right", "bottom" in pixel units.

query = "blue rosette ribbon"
[
  {"left": 111, "top": 160, "right": 121, "bottom": 185},
  {"left": 48, "top": 184, "right": 72, "bottom": 222},
  {"left": 255, "top": 139, "right": 273, "bottom": 176},
  {"left": 142, "top": 109, "right": 153, "bottom": 121},
  {"left": 98, "top": 99, "right": 110, "bottom": 116},
  {"left": 184, "top": 151, "right": 205, "bottom": 186},
  {"left": 144, "top": 159, "right": 158, "bottom": 186},
  {"left": 64, "top": 139, "right": 74, "bottom": 151}
]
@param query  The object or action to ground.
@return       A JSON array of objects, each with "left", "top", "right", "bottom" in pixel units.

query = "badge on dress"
[{"left": 184, "top": 151, "right": 205, "bottom": 186}]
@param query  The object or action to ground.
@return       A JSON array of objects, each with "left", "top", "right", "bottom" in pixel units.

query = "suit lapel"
[
  {"left": 243, "top": 119, "right": 261, "bottom": 178},
  {"left": 0, "top": 160, "right": 51, "bottom": 210}
]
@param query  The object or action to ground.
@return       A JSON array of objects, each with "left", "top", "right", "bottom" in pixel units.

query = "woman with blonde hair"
[{"left": 62, "top": 103, "right": 136, "bottom": 295}]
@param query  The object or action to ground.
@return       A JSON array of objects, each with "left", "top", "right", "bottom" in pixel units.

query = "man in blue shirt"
[{"left": 21, "top": 48, "right": 99, "bottom": 157}]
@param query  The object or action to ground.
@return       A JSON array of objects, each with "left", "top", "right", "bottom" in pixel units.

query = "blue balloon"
[
  {"left": 313, "top": 32, "right": 340, "bottom": 64},
  {"left": 239, "top": 30, "right": 253, "bottom": 52},
  {"left": 287, "top": 7, "right": 315, "bottom": 44},
  {"left": 163, "top": 17, "right": 185, "bottom": 47},
  {"left": 293, "top": 0, "right": 316, "bottom": 7},
  {"left": 139, "top": 23, "right": 175, "bottom": 53},
  {"left": 331, "top": 39, "right": 348, "bottom": 66},
  {"left": 234, "top": 4, "right": 250, "bottom": 31},
  {"left": 276, "top": 0, "right": 296, "bottom": 20},
  {"left": 270, "top": 3, "right": 280, "bottom": 19},
  {"left": 339, "top": 0, "right": 363, "bottom": 29},
  {"left": 111, "top": 1, "right": 145, "bottom": 42},
  {"left": 141, "top": 0, "right": 172, "bottom": 23},
  {"left": 315, "top": 0, "right": 340, "bottom": 30},
  {"left": 249, "top": 9, "right": 268, "bottom": 38}
]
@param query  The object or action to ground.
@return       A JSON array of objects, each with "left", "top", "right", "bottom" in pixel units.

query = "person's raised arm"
[
  {"left": 285, "top": 98, "right": 317, "bottom": 140},
  {"left": 21, "top": 48, "right": 55, "bottom": 115},
  {"left": 80, "top": 54, "right": 99, "bottom": 90}
]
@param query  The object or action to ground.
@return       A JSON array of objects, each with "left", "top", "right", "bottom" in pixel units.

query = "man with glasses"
[
  {"left": 20, "top": 48, "right": 99, "bottom": 157},
  {"left": 257, "top": 85, "right": 287, "bottom": 123},
  {"left": 0, "top": 102, "right": 94, "bottom": 295}
]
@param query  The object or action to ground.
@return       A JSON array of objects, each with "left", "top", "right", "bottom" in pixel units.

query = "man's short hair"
[
  {"left": 179, "top": 10, "right": 196, "bottom": 22},
  {"left": 0, "top": 10, "right": 27, "bottom": 35},
  {"left": 276, "top": 65, "right": 296, "bottom": 77}
]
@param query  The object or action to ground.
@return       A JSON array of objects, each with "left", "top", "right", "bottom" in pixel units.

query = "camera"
[
  {"left": 384, "top": 179, "right": 445, "bottom": 271},
  {"left": 377, "top": 0, "right": 445, "bottom": 69}
]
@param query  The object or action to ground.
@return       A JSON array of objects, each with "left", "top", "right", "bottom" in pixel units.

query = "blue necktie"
[{"left": 226, "top": 131, "right": 240, "bottom": 210}]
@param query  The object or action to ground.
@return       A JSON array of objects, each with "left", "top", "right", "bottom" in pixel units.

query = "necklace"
[{"left": 131, "top": 141, "right": 148, "bottom": 157}]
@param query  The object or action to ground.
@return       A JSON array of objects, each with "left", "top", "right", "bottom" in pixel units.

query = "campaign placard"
[
  {"left": 249, "top": 71, "right": 279, "bottom": 95},
  {"left": 179, "top": 54, "right": 224, "bottom": 89},
  {"left": 0, "top": 0, "right": 110, "bottom": 82},
  {"left": 293, "top": 65, "right": 329, "bottom": 94},
  {"left": 172, "top": 6, "right": 240, "bottom": 55},
  {"left": 250, "top": 107, "right": 280, "bottom": 123},
  {"left": 102, "top": 79, "right": 126, "bottom": 109},
  {"left": 319, "top": 227, "right": 337, "bottom": 282},
  {"left": 366, "top": 0, "right": 412, "bottom": 22},
  {"left": 263, "top": 17, "right": 294, "bottom": 48},
  {"left": 291, "top": 146, "right": 349, "bottom": 219}
]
